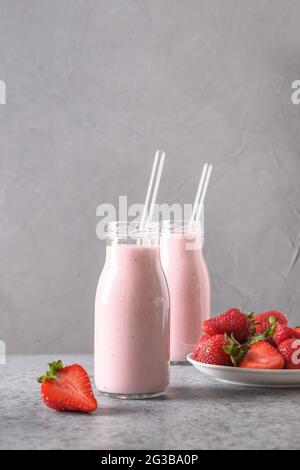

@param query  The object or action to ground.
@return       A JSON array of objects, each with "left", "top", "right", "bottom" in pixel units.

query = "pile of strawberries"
[{"left": 192, "top": 308, "right": 300, "bottom": 369}]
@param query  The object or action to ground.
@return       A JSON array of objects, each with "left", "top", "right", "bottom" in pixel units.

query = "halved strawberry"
[
  {"left": 38, "top": 360, "right": 97, "bottom": 412},
  {"left": 238, "top": 341, "right": 284, "bottom": 369}
]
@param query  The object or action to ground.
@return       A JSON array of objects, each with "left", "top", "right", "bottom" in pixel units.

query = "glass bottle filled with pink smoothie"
[
  {"left": 95, "top": 221, "right": 170, "bottom": 398},
  {"left": 160, "top": 217, "right": 210, "bottom": 363}
]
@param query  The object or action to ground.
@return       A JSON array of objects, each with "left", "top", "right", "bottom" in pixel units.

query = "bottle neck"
[
  {"left": 106, "top": 221, "right": 160, "bottom": 246},
  {"left": 105, "top": 243, "right": 161, "bottom": 269},
  {"left": 161, "top": 228, "right": 204, "bottom": 252}
]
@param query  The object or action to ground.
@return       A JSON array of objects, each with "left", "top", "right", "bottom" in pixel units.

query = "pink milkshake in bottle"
[
  {"left": 95, "top": 221, "right": 170, "bottom": 398},
  {"left": 160, "top": 215, "right": 210, "bottom": 363}
]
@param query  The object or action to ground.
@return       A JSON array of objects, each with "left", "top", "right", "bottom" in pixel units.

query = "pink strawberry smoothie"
[
  {"left": 160, "top": 227, "right": 210, "bottom": 363},
  {"left": 95, "top": 244, "right": 170, "bottom": 397}
]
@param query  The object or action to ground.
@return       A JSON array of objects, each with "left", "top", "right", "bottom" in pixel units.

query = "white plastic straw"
[
  {"left": 140, "top": 150, "right": 165, "bottom": 227},
  {"left": 189, "top": 163, "right": 208, "bottom": 224},
  {"left": 198, "top": 164, "right": 212, "bottom": 207},
  {"left": 196, "top": 164, "right": 213, "bottom": 221}
]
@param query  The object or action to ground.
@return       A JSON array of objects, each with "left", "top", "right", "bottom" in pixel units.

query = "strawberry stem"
[
  {"left": 259, "top": 315, "right": 277, "bottom": 340},
  {"left": 223, "top": 334, "right": 248, "bottom": 367},
  {"left": 223, "top": 328, "right": 274, "bottom": 367},
  {"left": 247, "top": 312, "right": 257, "bottom": 335},
  {"left": 38, "top": 360, "right": 63, "bottom": 383}
]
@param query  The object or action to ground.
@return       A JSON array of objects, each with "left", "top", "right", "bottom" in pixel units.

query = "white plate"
[{"left": 187, "top": 353, "right": 300, "bottom": 387}]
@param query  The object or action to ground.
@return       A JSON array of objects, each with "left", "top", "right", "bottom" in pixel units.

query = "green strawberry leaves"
[
  {"left": 223, "top": 316, "right": 278, "bottom": 367},
  {"left": 223, "top": 334, "right": 248, "bottom": 367},
  {"left": 247, "top": 311, "right": 261, "bottom": 335},
  {"left": 38, "top": 360, "right": 63, "bottom": 383},
  {"left": 261, "top": 315, "right": 277, "bottom": 339}
]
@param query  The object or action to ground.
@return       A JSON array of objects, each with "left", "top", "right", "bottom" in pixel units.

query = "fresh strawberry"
[
  {"left": 273, "top": 323, "right": 300, "bottom": 346},
  {"left": 193, "top": 334, "right": 232, "bottom": 366},
  {"left": 278, "top": 338, "right": 300, "bottom": 369},
  {"left": 202, "top": 308, "right": 251, "bottom": 342},
  {"left": 254, "top": 310, "right": 287, "bottom": 335},
  {"left": 192, "top": 334, "right": 211, "bottom": 356},
  {"left": 38, "top": 360, "right": 97, "bottom": 412},
  {"left": 238, "top": 341, "right": 284, "bottom": 369}
]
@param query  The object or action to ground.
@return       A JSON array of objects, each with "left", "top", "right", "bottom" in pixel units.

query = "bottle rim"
[
  {"left": 106, "top": 221, "right": 160, "bottom": 240},
  {"left": 161, "top": 219, "right": 203, "bottom": 234}
]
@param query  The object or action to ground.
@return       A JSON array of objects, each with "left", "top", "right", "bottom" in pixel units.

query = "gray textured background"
[{"left": 1, "top": 0, "right": 300, "bottom": 354}]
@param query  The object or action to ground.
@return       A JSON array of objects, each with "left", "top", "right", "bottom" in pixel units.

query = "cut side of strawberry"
[
  {"left": 238, "top": 341, "right": 285, "bottom": 369},
  {"left": 38, "top": 360, "right": 98, "bottom": 413}
]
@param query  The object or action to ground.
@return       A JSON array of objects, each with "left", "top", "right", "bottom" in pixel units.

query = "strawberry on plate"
[
  {"left": 192, "top": 334, "right": 211, "bottom": 356},
  {"left": 273, "top": 323, "right": 300, "bottom": 347},
  {"left": 278, "top": 338, "right": 300, "bottom": 369},
  {"left": 38, "top": 360, "right": 98, "bottom": 412},
  {"left": 202, "top": 308, "right": 251, "bottom": 342},
  {"left": 254, "top": 310, "right": 287, "bottom": 335},
  {"left": 238, "top": 341, "right": 284, "bottom": 370},
  {"left": 193, "top": 334, "right": 233, "bottom": 366}
]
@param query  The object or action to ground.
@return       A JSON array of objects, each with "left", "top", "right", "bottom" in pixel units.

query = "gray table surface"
[{"left": 0, "top": 355, "right": 299, "bottom": 450}]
